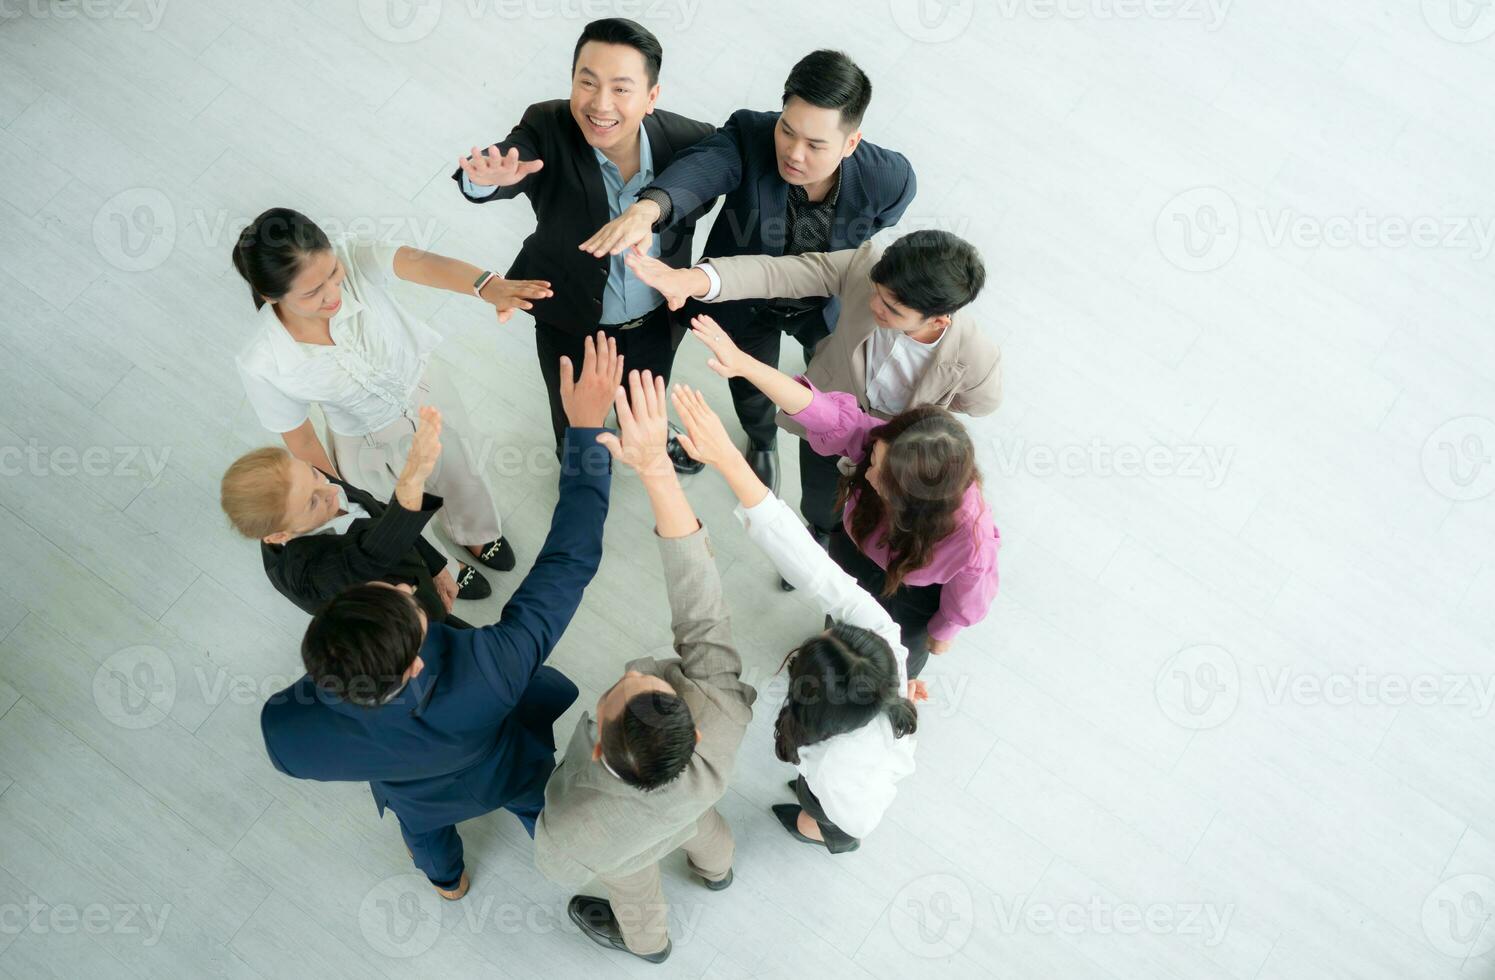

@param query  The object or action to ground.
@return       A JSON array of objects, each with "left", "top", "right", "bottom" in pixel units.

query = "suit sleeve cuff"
[
  {"left": 560, "top": 427, "right": 613, "bottom": 478},
  {"left": 639, "top": 187, "right": 674, "bottom": 228}
]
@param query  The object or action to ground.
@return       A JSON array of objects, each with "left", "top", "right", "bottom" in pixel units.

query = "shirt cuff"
[
  {"left": 462, "top": 171, "right": 500, "bottom": 199},
  {"left": 698, "top": 261, "right": 722, "bottom": 302}
]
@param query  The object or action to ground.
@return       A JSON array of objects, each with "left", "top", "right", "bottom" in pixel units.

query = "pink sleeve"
[
  {"left": 786, "top": 378, "right": 881, "bottom": 463},
  {"left": 927, "top": 516, "right": 1001, "bottom": 644}
]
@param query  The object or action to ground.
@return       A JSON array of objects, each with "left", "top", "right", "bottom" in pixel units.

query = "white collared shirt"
[
  {"left": 734, "top": 492, "right": 916, "bottom": 839},
  {"left": 864, "top": 325, "right": 945, "bottom": 415},
  {"left": 236, "top": 236, "right": 443, "bottom": 436}
]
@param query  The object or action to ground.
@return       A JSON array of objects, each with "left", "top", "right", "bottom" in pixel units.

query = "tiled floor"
[{"left": 0, "top": 1, "right": 1492, "bottom": 977}]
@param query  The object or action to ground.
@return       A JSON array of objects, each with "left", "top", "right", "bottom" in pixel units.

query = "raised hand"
[
  {"left": 459, "top": 145, "right": 544, "bottom": 188},
  {"left": 559, "top": 332, "right": 624, "bottom": 429},
  {"left": 401, "top": 406, "right": 443, "bottom": 483},
  {"left": 597, "top": 370, "right": 674, "bottom": 480},
  {"left": 479, "top": 276, "right": 553, "bottom": 324},
  {"left": 669, "top": 385, "right": 741, "bottom": 471},
  {"left": 579, "top": 199, "right": 660, "bottom": 257},
  {"left": 623, "top": 245, "right": 708, "bottom": 311},
  {"left": 688, "top": 314, "right": 754, "bottom": 379}
]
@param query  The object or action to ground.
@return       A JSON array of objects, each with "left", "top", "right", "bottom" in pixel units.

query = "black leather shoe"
[
  {"left": 695, "top": 867, "right": 733, "bottom": 891},
  {"left": 779, "top": 529, "right": 831, "bottom": 592},
  {"left": 745, "top": 442, "right": 779, "bottom": 496},
  {"left": 454, "top": 564, "right": 491, "bottom": 600},
  {"left": 469, "top": 537, "right": 515, "bottom": 572},
  {"left": 567, "top": 895, "right": 672, "bottom": 963},
  {"left": 772, "top": 804, "right": 857, "bottom": 852},
  {"left": 668, "top": 431, "right": 704, "bottom": 474}
]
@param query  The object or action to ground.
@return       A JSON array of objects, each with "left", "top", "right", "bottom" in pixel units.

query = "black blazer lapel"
[
  {"left": 758, "top": 167, "right": 790, "bottom": 256},
  {"left": 831, "top": 153, "right": 867, "bottom": 250},
  {"left": 567, "top": 116, "right": 612, "bottom": 230}
]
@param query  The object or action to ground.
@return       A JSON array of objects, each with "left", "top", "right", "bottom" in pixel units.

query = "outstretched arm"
[{"left": 391, "top": 247, "right": 552, "bottom": 325}]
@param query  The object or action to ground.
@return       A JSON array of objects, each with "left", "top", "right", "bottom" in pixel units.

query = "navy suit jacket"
[
  {"left": 646, "top": 108, "right": 917, "bottom": 337},
  {"left": 260, "top": 428, "right": 612, "bottom": 834}
]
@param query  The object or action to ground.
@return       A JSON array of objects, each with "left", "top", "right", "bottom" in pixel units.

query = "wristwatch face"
[{"left": 473, "top": 271, "right": 492, "bottom": 291}]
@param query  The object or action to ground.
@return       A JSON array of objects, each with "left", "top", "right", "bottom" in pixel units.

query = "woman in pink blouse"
[{"left": 688, "top": 315, "right": 999, "bottom": 676}]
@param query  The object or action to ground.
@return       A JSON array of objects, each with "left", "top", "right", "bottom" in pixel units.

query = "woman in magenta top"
[{"left": 689, "top": 315, "right": 999, "bottom": 676}]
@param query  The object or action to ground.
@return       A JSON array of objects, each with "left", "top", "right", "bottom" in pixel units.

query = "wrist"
[
  {"left": 634, "top": 198, "right": 661, "bottom": 223},
  {"left": 689, "top": 267, "right": 710, "bottom": 298}
]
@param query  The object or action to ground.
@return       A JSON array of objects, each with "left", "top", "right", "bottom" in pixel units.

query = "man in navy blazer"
[
  {"left": 260, "top": 335, "right": 625, "bottom": 900},
  {"left": 581, "top": 49, "right": 916, "bottom": 496}
]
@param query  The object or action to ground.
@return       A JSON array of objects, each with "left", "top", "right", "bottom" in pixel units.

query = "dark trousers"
[
  {"left": 793, "top": 774, "right": 860, "bottom": 854},
  {"left": 827, "top": 528, "right": 943, "bottom": 679},
  {"left": 726, "top": 306, "right": 829, "bottom": 449},
  {"left": 534, "top": 305, "right": 676, "bottom": 450},
  {"left": 395, "top": 665, "right": 577, "bottom": 888},
  {"left": 798, "top": 440, "right": 847, "bottom": 537}
]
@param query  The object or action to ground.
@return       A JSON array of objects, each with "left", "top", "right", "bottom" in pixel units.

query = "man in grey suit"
[{"left": 534, "top": 370, "right": 757, "bottom": 964}]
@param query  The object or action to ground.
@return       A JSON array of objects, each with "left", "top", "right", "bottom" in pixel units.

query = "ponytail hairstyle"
[
  {"left": 773, "top": 621, "right": 917, "bottom": 765},
  {"left": 230, "top": 208, "right": 332, "bottom": 310},
  {"left": 837, "top": 405, "right": 978, "bottom": 595}
]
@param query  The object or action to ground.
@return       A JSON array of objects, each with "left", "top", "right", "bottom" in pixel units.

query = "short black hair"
[
  {"left": 572, "top": 18, "right": 662, "bottom": 87},
  {"left": 302, "top": 585, "right": 424, "bottom": 707},
  {"left": 782, "top": 49, "right": 872, "bottom": 130},
  {"left": 870, "top": 230, "right": 987, "bottom": 319},
  {"left": 600, "top": 690, "right": 696, "bottom": 790}
]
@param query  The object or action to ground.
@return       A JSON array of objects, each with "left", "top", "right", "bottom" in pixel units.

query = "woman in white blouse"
[
  {"left": 232, "top": 207, "right": 551, "bottom": 583},
  {"left": 670, "top": 385, "right": 921, "bottom": 852}
]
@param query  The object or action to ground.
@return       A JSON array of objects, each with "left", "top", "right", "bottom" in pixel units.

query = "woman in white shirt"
[
  {"left": 232, "top": 207, "right": 551, "bottom": 583},
  {"left": 669, "top": 384, "right": 921, "bottom": 852}
]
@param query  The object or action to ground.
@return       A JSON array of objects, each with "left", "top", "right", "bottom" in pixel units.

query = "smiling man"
[
  {"left": 452, "top": 18, "right": 715, "bottom": 453},
  {"left": 581, "top": 50, "right": 917, "bottom": 487}
]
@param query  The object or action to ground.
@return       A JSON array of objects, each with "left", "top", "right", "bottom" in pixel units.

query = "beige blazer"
[
  {"left": 706, "top": 241, "right": 1003, "bottom": 436},
  {"left": 533, "top": 524, "right": 756, "bottom": 886}
]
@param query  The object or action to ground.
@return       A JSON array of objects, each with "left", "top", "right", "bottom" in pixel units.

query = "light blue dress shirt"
[{"left": 461, "top": 127, "right": 663, "bottom": 324}]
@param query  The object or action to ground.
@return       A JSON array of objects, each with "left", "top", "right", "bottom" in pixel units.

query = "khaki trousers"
[
  {"left": 326, "top": 362, "right": 501, "bottom": 564},
  {"left": 598, "top": 806, "right": 734, "bottom": 956}
]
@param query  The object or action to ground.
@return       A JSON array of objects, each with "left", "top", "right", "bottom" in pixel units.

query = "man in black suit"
[
  {"left": 221, "top": 406, "right": 488, "bottom": 627},
  {"left": 452, "top": 18, "right": 715, "bottom": 456},
  {"left": 580, "top": 50, "right": 917, "bottom": 495}
]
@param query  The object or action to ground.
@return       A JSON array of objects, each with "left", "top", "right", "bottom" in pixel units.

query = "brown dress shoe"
[{"left": 436, "top": 870, "right": 470, "bottom": 901}]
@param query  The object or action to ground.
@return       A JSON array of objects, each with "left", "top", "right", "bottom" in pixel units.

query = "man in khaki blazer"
[
  {"left": 535, "top": 371, "right": 756, "bottom": 964},
  {"left": 626, "top": 229, "right": 1001, "bottom": 539}
]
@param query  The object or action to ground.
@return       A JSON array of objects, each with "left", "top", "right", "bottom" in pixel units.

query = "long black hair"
[
  {"left": 230, "top": 207, "right": 331, "bottom": 310},
  {"left": 773, "top": 622, "right": 917, "bottom": 764}
]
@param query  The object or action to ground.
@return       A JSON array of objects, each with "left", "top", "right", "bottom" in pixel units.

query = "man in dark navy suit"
[
  {"left": 581, "top": 49, "right": 917, "bottom": 494},
  {"left": 259, "top": 334, "right": 624, "bottom": 900}
]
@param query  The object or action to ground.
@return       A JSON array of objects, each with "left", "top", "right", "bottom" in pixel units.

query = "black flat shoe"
[
  {"left": 469, "top": 537, "right": 515, "bottom": 571},
  {"left": 567, "top": 895, "right": 672, "bottom": 963},
  {"left": 695, "top": 867, "right": 733, "bottom": 891},
  {"left": 745, "top": 443, "right": 779, "bottom": 496},
  {"left": 771, "top": 803, "right": 856, "bottom": 851},
  {"left": 667, "top": 428, "right": 704, "bottom": 475},
  {"left": 454, "top": 564, "right": 491, "bottom": 600}
]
